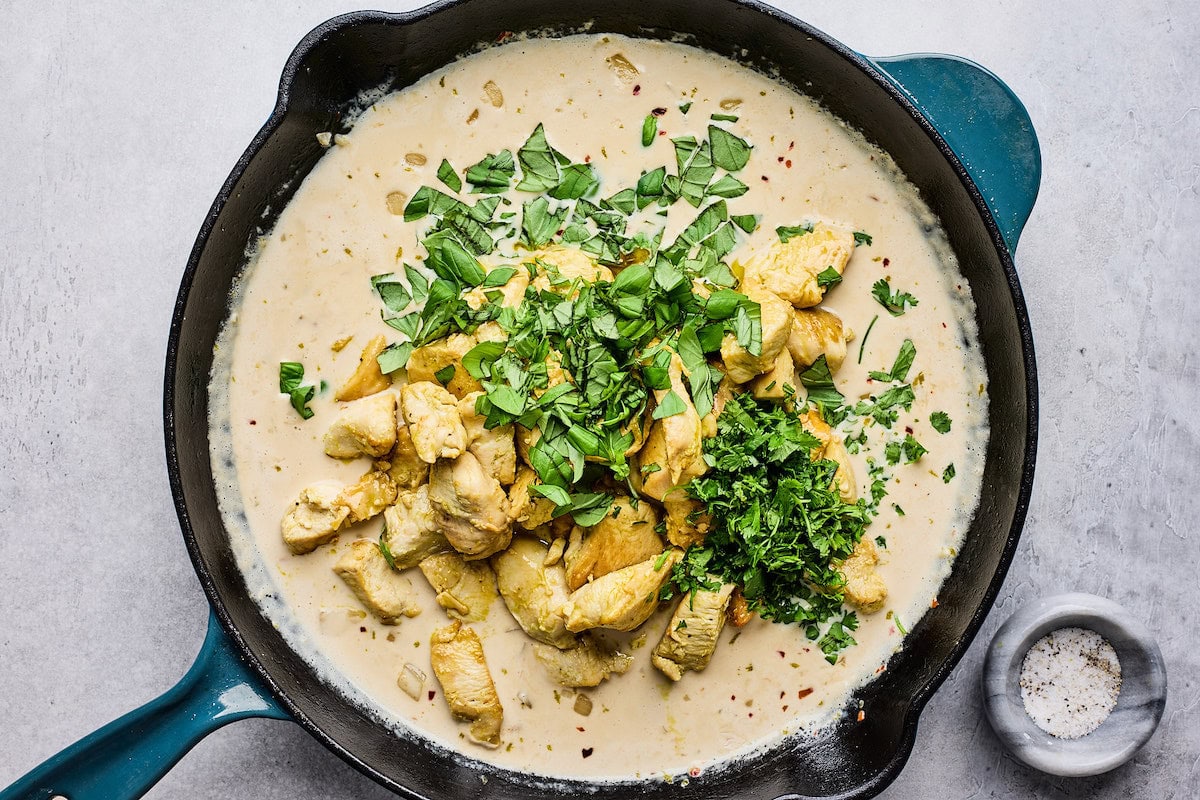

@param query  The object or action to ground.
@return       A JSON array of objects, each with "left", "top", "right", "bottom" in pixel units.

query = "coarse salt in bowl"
[{"left": 982, "top": 593, "right": 1166, "bottom": 777}]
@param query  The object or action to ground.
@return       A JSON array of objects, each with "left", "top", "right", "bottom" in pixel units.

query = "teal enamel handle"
[
  {"left": 868, "top": 53, "right": 1042, "bottom": 256},
  {"left": 0, "top": 611, "right": 289, "bottom": 800}
]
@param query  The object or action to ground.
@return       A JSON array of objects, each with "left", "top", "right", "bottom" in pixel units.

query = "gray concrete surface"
[{"left": 1, "top": 1, "right": 1197, "bottom": 798}]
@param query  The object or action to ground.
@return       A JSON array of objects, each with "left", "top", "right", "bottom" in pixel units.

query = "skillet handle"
[
  {"left": 868, "top": 53, "right": 1041, "bottom": 256},
  {"left": 0, "top": 610, "right": 289, "bottom": 800}
]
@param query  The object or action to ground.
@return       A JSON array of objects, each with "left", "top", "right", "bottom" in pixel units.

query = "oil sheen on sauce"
[{"left": 209, "top": 34, "right": 988, "bottom": 782}]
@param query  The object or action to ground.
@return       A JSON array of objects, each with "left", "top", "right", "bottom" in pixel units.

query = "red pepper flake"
[
  {"left": 777, "top": 650, "right": 786, "bottom": 658},
  {"left": 359, "top": 626, "right": 367, "bottom": 633},
  {"left": 876, "top": 663, "right": 886, "bottom": 674},
  {"left": 942, "top": 322, "right": 948, "bottom": 328},
  {"left": 582, "top": 747, "right": 594, "bottom": 758},
  {"left": 427, "top": 690, "right": 436, "bottom": 701},
  {"left": 632, "top": 84, "right": 641, "bottom": 95},
  {"left": 748, "top": 712, "right": 754, "bottom": 718},
  {"left": 785, "top": 159, "right": 792, "bottom": 168},
  {"left": 730, "top": 694, "right": 737, "bottom": 701},
  {"left": 495, "top": 30, "right": 514, "bottom": 43},
  {"left": 659, "top": 130, "right": 667, "bottom": 136},
  {"left": 249, "top": 419, "right": 257, "bottom": 425},
  {"left": 882, "top": 257, "right": 890, "bottom": 267},
  {"left": 931, "top": 598, "right": 939, "bottom": 608},
  {"left": 689, "top": 767, "right": 702, "bottom": 778},
  {"left": 761, "top": 175, "right": 769, "bottom": 182},
  {"left": 788, "top": 140, "right": 795, "bottom": 150},
  {"left": 905, "top": 426, "right": 913, "bottom": 434},
  {"left": 576, "top": 726, "right": 585, "bottom": 732},
  {"left": 584, "top": 154, "right": 592, "bottom": 163},
  {"left": 777, "top": 156, "right": 785, "bottom": 163},
  {"left": 780, "top": 691, "right": 786, "bottom": 699},
  {"left": 798, "top": 688, "right": 814, "bottom": 700},
  {"left": 782, "top": 705, "right": 789, "bottom": 712},
  {"left": 652, "top": 107, "right": 667, "bottom": 116},
  {"left": 857, "top": 710, "right": 866, "bottom": 722}
]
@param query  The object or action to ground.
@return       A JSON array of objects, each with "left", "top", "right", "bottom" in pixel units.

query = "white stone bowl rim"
[{"left": 982, "top": 592, "right": 1167, "bottom": 777}]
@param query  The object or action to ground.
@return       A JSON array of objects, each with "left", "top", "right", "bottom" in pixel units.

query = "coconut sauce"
[{"left": 209, "top": 34, "right": 988, "bottom": 781}]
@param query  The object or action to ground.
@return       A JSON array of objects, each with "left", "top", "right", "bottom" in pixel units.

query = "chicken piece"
[
  {"left": 419, "top": 552, "right": 498, "bottom": 622},
  {"left": 741, "top": 222, "right": 856, "bottom": 308},
  {"left": 323, "top": 391, "right": 398, "bottom": 459},
  {"left": 720, "top": 285, "right": 794, "bottom": 383},
  {"left": 749, "top": 345, "right": 795, "bottom": 400},
  {"left": 533, "top": 635, "right": 634, "bottom": 687},
  {"left": 382, "top": 486, "right": 451, "bottom": 569},
  {"left": 562, "top": 550, "right": 682, "bottom": 633},
  {"left": 799, "top": 410, "right": 858, "bottom": 502},
  {"left": 400, "top": 381, "right": 469, "bottom": 464},
  {"left": 662, "top": 496, "right": 711, "bottom": 549},
  {"left": 406, "top": 333, "right": 482, "bottom": 399},
  {"left": 652, "top": 581, "right": 736, "bottom": 681},
  {"left": 515, "top": 424, "right": 539, "bottom": 468},
  {"left": 458, "top": 391, "right": 517, "bottom": 486},
  {"left": 507, "top": 466, "right": 556, "bottom": 530},
  {"left": 700, "top": 377, "right": 737, "bottom": 439},
  {"left": 563, "top": 497, "right": 662, "bottom": 591},
  {"left": 491, "top": 537, "right": 576, "bottom": 648},
  {"left": 428, "top": 451, "right": 512, "bottom": 560},
  {"left": 338, "top": 468, "right": 398, "bottom": 524},
  {"left": 381, "top": 416, "right": 428, "bottom": 489},
  {"left": 840, "top": 538, "right": 887, "bottom": 613},
  {"left": 333, "top": 539, "right": 421, "bottom": 624},
  {"left": 334, "top": 335, "right": 391, "bottom": 402},
  {"left": 281, "top": 483, "right": 350, "bottom": 555},
  {"left": 639, "top": 355, "right": 707, "bottom": 502},
  {"left": 529, "top": 246, "right": 613, "bottom": 293},
  {"left": 787, "top": 307, "right": 852, "bottom": 373},
  {"left": 429, "top": 620, "right": 503, "bottom": 747},
  {"left": 727, "top": 588, "right": 753, "bottom": 627}
]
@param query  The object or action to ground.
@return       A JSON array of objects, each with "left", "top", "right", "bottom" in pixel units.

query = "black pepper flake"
[
  {"left": 249, "top": 419, "right": 257, "bottom": 425},
  {"left": 582, "top": 747, "right": 594, "bottom": 758},
  {"left": 359, "top": 626, "right": 367, "bottom": 633}
]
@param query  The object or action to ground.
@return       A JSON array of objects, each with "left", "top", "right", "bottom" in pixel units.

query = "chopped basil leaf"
[
  {"left": 521, "top": 196, "right": 567, "bottom": 248},
  {"left": 707, "top": 124, "right": 752, "bottom": 171},
  {"left": 710, "top": 113, "right": 739, "bottom": 122},
  {"left": 641, "top": 114, "right": 657, "bottom": 147},
  {"left": 651, "top": 389, "right": 687, "bottom": 420},
  {"left": 376, "top": 342, "right": 413, "bottom": 374},
  {"left": 515, "top": 124, "right": 562, "bottom": 192},
  {"left": 678, "top": 101, "right": 693, "bottom": 114},
  {"left": 550, "top": 163, "right": 599, "bottom": 200},
  {"left": 731, "top": 214, "right": 758, "bottom": 233},
  {"left": 799, "top": 355, "right": 844, "bottom": 409},
  {"left": 279, "top": 362, "right": 316, "bottom": 419},
  {"left": 378, "top": 531, "right": 397, "bottom": 570},
  {"left": 707, "top": 174, "right": 748, "bottom": 198},
  {"left": 868, "top": 339, "right": 916, "bottom": 383},
  {"left": 436, "top": 158, "right": 462, "bottom": 193},
  {"left": 434, "top": 364, "right": 456, "bottom": 386},
  {"left": 465, "top": 150, "right": 515, "bottom": 193},
  {"left": 371, "top": 273, "right": 412, "bottom": 315}
]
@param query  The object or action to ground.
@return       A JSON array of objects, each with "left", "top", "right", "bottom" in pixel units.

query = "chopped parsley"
[
  {"left": 930, "top": 411, "right": 952, "bottom": 433},
  {"left": 278, "top": 361, "right": 316, "bottom": 419}
]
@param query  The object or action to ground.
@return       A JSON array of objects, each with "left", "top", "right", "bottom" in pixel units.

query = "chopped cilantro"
[
  {"left": 678, "top": 101, "right": 693, "bottom": 114},
  {"left": 857, "top": 315, "right": 879, "bottom": 364},
  {"left": 901, "top": 434, "right": 927, "bottom": 463},
  {"left": 871, "top": 278, "right": 919, "bottom": 316},
  {"left": 930, "top": 411, "right": 952, "bottom": 434},
  {"left": 943, "top": 463, "right": 956, "bottom": 483},
  {"left": 853, "top": 230, "right": 873, "bottom": 246}
]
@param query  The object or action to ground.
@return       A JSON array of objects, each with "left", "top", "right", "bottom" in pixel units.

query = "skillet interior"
[{"left": 166, "top": 1, "right": 1036, "bottom": 797}]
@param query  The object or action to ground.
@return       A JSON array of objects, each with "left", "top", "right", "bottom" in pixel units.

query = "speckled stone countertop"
[{"left": 1, "top": 1, "right": 1197, "bottom": 798}]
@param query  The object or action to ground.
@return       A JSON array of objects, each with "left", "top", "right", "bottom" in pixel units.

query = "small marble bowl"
[{"left": 982, "top": 592, "right": 1167, "bottom": 776}]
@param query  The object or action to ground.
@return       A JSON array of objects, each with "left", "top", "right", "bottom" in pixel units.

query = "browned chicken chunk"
[
  {"left": 323, "top": 391, "right": 398, "bottom": 459},
  {"left": 562, "top": 550, "right": 681, "bottom": 632},
  {"left": 381, "top": 486, "right": 450, "bottom": 570},
  {"left": 491, "top": 537, "right": 576, "bottom": 649},
  {"left": 428, "top": 451, "right": 513, "bottom": 560},
  {"left": 533, "top": 635, "right": 634, "bottom": 687},
  {"left": 563, "top": 497, "right": 662, "bottom": 591},
  {"left": 399, "top": 381, "right": 469, "bottom": 464},
  {"left": 334, "top": 335, "right": 392, "bottom": 402},
  {"left": 281, "top": 483, "right": 350, "bottom": 555},
  {"left": 652, "top": 581, "right": 736, "bottom": 680},
  {"left": 429, "top": 620, "right": 503, "bottom": 747},
  {"left": 458, "top": 391, "right": 517, "bottom": 486},
  {"left": 333, "top": 539, "right": 421, "bottom": 624},
  {"left": 406, "top": 333, "right": 483, "bottom": 398}
]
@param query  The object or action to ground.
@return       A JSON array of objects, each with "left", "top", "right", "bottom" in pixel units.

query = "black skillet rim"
[{"left": 163, "top": 2, "right": 1039, "bottom": 797}]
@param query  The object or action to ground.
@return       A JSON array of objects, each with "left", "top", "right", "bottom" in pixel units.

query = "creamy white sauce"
[{"left": 209, "top": 34, "right": 987, "bottom": 781}]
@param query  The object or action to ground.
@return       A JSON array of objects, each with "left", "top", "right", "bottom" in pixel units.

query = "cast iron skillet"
[{"left": 0, "top": 1, "right": 1040, "bottom": 798}]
